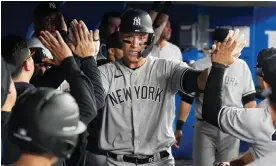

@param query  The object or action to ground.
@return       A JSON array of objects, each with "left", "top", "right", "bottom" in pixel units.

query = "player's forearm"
[
  {"left": 61, "top": 56, "right": 97, "bottom": 125},
  {"left": 176, "top": 101, "right": 191, "bottom": 130},
  {"left": 81, "top": 56, "right": 105, "bottom": 110},
  {"left": 178, "top": 101, "right": 192, "bottom": 121},
  {"left": 229, "top": 151, "right": 254, "bottom": 166},
  {"left": 202, "top": 63, "right": 227, "bottom": 128}
]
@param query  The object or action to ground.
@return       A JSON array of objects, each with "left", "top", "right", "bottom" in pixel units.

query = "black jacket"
[{"left": 2, "top": 82, "right": 35, "bottom": 165}]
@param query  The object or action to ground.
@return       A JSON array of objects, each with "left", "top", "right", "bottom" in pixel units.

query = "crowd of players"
[{"left": 1, "top": 1, "right": 276, "bottom": 166}]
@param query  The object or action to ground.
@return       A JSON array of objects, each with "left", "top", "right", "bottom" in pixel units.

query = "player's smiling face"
[{"left": 120, "top": 32, "right": 148, "bottom": 63}]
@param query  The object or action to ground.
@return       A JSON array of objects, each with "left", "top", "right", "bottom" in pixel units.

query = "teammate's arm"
[
  {"left": 39, "top": 30, "right": 98, "bottom": 125},
  {"left": 81, "top": 57, "right": 105, "bottom": 110},
  {"left": 174, "top": 91, "right": 194, "bottom": 148},
  {"left": 61, "top": 56, "right": 98, "bottom": 125},
  {"left": 178, "top": 93, "right": 194, "bottom": 121},
  {"left": 201, "top": 63, "right": 263, "bottom": 143}
]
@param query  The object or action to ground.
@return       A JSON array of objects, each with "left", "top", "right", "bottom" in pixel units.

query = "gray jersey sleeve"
[{"left": 218, "top": 106, "right": 272, "bottom": 143}]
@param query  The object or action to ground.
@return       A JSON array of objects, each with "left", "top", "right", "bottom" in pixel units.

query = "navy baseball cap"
[
  {"left": 33, "top": 1, "right": 59, "bottom": 19},
  {"left": 256, "top": 48, "right": 276, "bottom": 68}
]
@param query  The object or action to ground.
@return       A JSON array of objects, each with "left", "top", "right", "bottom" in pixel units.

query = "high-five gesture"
[
  {"left": 39, "top": 31, "right": 73, "bottom": 65},
  {"left": 68, "top": 20, "right": 99, "bottom": 57}
]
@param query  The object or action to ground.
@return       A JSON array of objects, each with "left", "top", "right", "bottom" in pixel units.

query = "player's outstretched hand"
[
  {"left": 211, "top": 30, "right": 237, "bottom": 66},
  {"left": 39, "top": 30, "right": 73, "bottom": 65},
  {"left": 68, "top": 19, "right": 99, "bottom": 58},
  {"left": 173, "top": 130, "right": 182, "bottom": 149},
  {"left": 216, "top": 162, "right": 230, "bottom": 166}
]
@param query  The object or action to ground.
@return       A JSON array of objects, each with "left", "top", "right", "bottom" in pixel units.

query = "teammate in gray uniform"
[
  {"left": 98, "top": 8, "right": 208, "bottom": 166},
  {"left": 216, "top": 48, "right": 276, "bottom": 166},
  {"left": 201, "top": 35, "right": 276, "bottom": 166},
  {"left": 175, "top": 28, "right": 256, "bottom": 166}
]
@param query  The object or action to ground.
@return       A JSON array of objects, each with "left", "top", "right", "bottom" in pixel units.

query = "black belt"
[{"left": 107, "top": 151, "right": 169, "bottom": 164}]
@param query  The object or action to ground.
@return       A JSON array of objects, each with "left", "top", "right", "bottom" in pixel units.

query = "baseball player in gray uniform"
[
  {"left": 175, "top": 28, "right": 256, "bottom": 166},
  {"left": 216, "top": 48, "right": 276, "bottom": 166},
  {"left": 201, "top": 36, "right": 276, "bottom": 166},
  {"left": 97, "top": 8, "right": 209, "bottom": 166}
]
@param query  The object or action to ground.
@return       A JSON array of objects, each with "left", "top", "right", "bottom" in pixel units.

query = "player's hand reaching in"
[
  {"left": 39, "top": 30, "right": 73, "bottom": 65},
  {"left": 68, "top": 19, "right": 99, "bottom": 58},
  {"left": 174, "top": 130, "right": 182, "bottom": 149}
]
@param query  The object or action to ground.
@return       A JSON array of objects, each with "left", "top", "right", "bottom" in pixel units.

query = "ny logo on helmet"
[
  {"left": 133, "top": 17, "right": 141, "bottom": 26},
  {"left": 49, "top": 2, "right": 56, "bottom": 9}
]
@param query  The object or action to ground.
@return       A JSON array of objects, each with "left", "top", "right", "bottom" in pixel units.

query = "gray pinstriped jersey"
[
  {"left": 218, "top": 106, "right": 276, "bottom": 160},
  {"left": 191, "top": 56, "right": 255, "bottom": 119},
  {"left": 98, "top": 55, "right": 189, "bottom": 155}
]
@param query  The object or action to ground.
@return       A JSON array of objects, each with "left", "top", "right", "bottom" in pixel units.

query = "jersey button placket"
[{"left": 131, "top": 72, "right": 140, "bottom": 152}]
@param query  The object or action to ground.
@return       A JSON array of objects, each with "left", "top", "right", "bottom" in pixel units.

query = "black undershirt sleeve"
[{"left": 202, "top": 63, "right": 227, "bottom": 128}]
